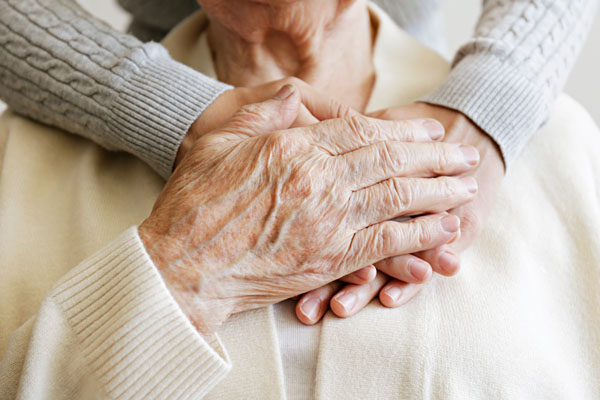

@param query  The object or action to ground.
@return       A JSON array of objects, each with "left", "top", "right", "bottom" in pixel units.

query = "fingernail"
[
  {"left": 460, "top": 145, "right": 480, "bottom": 166},
  {"left": 299, "top": 298, "right": 320, "bottom": 320},
  {"left": 420, "top": 119, "right": 444, "bottom": 140},
  {"left": 273, "top": 84, "right": 295, "bottom": 100},
  {"left": 334, "top": 292, "right": 357, "bottom": 313},
  {"left": 460, "top": 176, "right": 478, "bottom": 194},
  {"left": 441, "top": 214, "right": 460, "bottom": 233},
  {"left": 438, "top": 251, "right": 459, "bottom": 274},
  {"left": 384, "top": 287, "right": 403, "bottom": 303},
  {"left": 448, "top": 228, "right": 461, "bottom": 244},
  {"left": 408, "top": 259, "right": 430, "bottom": 281},
  {"left": 356, "top": 266, "right": 375, "bottom": 281}
]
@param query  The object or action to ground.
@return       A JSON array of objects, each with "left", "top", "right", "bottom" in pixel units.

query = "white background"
[{"left": 4, "top": 1, "right": 600, "bottom": 124}]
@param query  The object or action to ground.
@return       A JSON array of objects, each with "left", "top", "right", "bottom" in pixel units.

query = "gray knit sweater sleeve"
[
  {"left": 1, "top": 0, "right": 598, "bottom": 175},
  {"left": 421, "top": 0, "right": 599, "bottom": 165},
  {"left": 0, "top": 0, "right": 231, "bottom": 179},
  {"left": 123, "top": 0, "right": 599, "bottom": 166}
]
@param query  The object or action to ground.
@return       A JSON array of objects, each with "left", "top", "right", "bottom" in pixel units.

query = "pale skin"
[
  {"left": 298, "top": 103, "right": 504, "bottom": 323},
  {"left": 172, "top": 0, "right": 504, "bottom": 324},
  {"left": 140, "top": 85, "right": 480, "bottom": 338}
]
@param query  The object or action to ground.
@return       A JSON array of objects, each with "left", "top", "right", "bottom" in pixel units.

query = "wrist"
[
  {"left": 138, "top": 223, "right": 231, "bottom": 338},
  {"left": 175, "top": 88, "right": 242, "bottom": 168},
  {"left": 417, "top": 102, "right": 505, "bottom": 171}
]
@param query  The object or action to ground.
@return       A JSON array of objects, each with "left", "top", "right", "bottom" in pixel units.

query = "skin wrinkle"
[
  {"left": 167, "top": 183, "right": 273, "bottom": 279},
  {"left": 151, "top": 178, "right": 264, "bottom": 282},
  {"left": 160, "top": 138, "right": 334, "bottom": 291},
  {"left": 142, "top": 115, "right": 469, "bottom": 334},
  {"left": 137, "top": 1, "right": 479, "bottom": 336},
  {"left": 202, "top": 0, "right": 375, "bottom": 111}
]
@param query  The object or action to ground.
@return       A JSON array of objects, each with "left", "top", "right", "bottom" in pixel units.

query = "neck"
[{"left": 206, "top": 0, "right": 375, "bottom": 111}]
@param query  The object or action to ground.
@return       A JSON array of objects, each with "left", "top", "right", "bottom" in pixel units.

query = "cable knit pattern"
[
  {"left": 422, "top": 0, "right": 599, "bottom": 164},
  {"left": 0, "top": 0, "right": 231, "bottom": 179},
  {"left": 0, "top": 0, "right": 598, "bottom": 171}
]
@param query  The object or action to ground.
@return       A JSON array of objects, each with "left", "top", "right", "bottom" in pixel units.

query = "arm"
[
  {"left": 0, "top": 0, "right": 231, "bottom": 179},
  {"left": 422, "top": 0, "right": 599, "bottom": 165},
  {"left": 1, "top": 88, "right": 475, "bottom": 398},
  {"left": 0, "top": 228, "right": 231, "bottom": 400}
]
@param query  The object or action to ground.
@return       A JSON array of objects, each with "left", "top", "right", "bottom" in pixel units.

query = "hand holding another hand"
[
  {"left": 175, "top": 77, "right": 350, "bottom": 167},
  {"left": 295, "top": 102, "right": 503, "bottom": 324},
  {"left": 140, "top": 86, "right": 479, "bottom": 337}
]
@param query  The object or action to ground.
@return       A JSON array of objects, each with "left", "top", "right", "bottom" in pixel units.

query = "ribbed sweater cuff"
[
  {"left": 113, "top": 44, "right": 232, "bottom": 179},
  {"left": 51, "top": 227, "right": 231, "bottom": 399},
  {"left": 421, "top": 53, "right": 550, "bottom": 167}
]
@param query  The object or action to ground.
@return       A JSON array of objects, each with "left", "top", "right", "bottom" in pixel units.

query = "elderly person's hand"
[
  {"left": 175, "top": 77, "right": 349, "bottom": 167},
  {"left": 295, "top": 102, "right": 501, "bottom": 324},
  {"left": 139, "top": 85, "right": 480, "bottom": 337},
  {"left": 368, "top": 102, "right": 504, "bottom": 271}
]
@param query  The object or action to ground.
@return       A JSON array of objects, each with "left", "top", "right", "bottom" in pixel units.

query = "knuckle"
[
  {"left": 380, "top": 142, "right": 408, "bottom": 173},
  {"left": 265, "top": 131, "right": 295, "bottom": 158},
  {"left": 374, "top": 222, "right": 398, "bottom": 256},
  {"left": 412, "top": 219, "right": 434, "bottom": 248},
  {"left": 439, "top": 177, "right": 460, "bottom": 199},
  {"left": 282, "top": 158, "right": 328, "bottom": 200},
  {"left": 389, "top": 178, "right": 413, "bottom": 211},
  {"left": 378, "top": 141, "right": 394, "bottom": 167},
  {"left": 395, "top": 120, "right": 418, "bottom": 141},
  {"left": 344, "top": 115, "right": 376, "bottom": 142},
  {"left": 433, "top": 143, "right": 454, "bottom": 173}
]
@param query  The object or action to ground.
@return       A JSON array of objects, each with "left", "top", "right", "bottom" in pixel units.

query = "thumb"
[{"left": 217, "top": 84, "right": 301, "bottom": 140}]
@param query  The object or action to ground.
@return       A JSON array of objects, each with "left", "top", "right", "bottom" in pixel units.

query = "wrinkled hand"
[
  {"left": 140, "top": 86, "right": 479, "bottom": 337},
  {"left": 296, "top": 102, "right": 503, "bottom": 324},
  {"left": 175, "top": 77, "right": 349, "bottom": 167}
]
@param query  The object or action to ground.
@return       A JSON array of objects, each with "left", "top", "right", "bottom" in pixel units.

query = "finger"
[
  {"left": 212, "top": 84, "right": 301, "bottom": 142},
  {"left": 296, "top": 281, "right": 343, "bottom": 325},
  {"left": 330, "top": 272, "right": 389, "bottom": 318},
  {"left": 379, "top": 280, "right": 424, "bottom": 308},
  {"left": 343, "top": 213, "right": 460, "bottom": 275},
  {"left": 310, "top": 115, "right": 444, "bottom": 156},
  {"left": 351, "top": 176, "right": 477, "bottom": 228},
  {"left": 414, "top": 244, "right": 461, "bottom": 276},
  {"left": 343, "top": 141, "right": 480, "bottom": 188},
  {"left": 339, "top": 265, "right": 377, "bottom": 284},
  {"left": 374, "top": 255, "right": 432, "bottom": 284}
]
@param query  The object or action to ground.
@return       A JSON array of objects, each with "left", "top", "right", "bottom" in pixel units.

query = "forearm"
[
  {"left": 422, "top": 0, "right": 599, "bottom": 166},
  {"left": 0, "top": 0, "right": 231, "bottom": 179},
  {"left": 0, "top": 228, "right": 231, "bottom": 399}
]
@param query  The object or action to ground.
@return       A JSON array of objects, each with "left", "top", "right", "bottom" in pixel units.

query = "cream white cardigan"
[{"left": 1, "top": 5, "right": 600, "bottom": 399}]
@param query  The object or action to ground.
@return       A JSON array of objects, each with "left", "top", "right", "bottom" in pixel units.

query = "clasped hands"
[{"left": 141, "top": 78, "right": 504, "bottom": 337}]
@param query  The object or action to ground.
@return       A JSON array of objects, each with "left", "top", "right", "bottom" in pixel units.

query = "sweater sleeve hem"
[
  {"left": 112, "top": 43, "right": 232, "bottom": 179},
  {"left": 51, "top": 227, "right": 231, "bottom": 399},
  {"left": 420, "top": 53, "right": 551, "bottom": 167}
]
